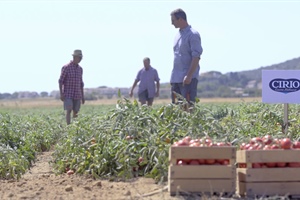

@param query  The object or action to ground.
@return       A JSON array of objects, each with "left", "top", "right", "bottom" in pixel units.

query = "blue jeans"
[{"left": 171, "top": 78, "right": 198, "bottom": 103}]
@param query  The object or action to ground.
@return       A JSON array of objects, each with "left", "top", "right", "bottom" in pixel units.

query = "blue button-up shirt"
[
  {"left": 171, "top": 25, "right": 203, "bottom": 83},
  {"left": 135, "top": 66, "right": 160, "bottom": 98}
]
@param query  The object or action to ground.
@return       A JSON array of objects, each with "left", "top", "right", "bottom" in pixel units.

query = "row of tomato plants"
[
  {"left": 51, "top": 99, "right": 300, "bottom": 183},
  {"left": 2, "top": 100, "right": 300, "bottom": 182},
  {"left": 0, "top": 111, "right": 64, "bottom": 179}
]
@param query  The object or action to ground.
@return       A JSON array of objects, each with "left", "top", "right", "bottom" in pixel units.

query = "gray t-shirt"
[{"left": 135, "top": 66, "right": 160, "bottom": 98}]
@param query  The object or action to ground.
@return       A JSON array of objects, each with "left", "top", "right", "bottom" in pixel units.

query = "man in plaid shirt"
[{"left": 59, "top": 49, "right": 85, "bottom": 125}]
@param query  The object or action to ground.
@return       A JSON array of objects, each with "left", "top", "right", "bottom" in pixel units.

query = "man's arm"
[
  {"left": 58, "top": 67, "right": 66, "bottom": 101},
  {"left": 183, "top": 33, "right": 203, "bottom": 85},
  {"left": 81, "top": 86, "right": 85, "bottom": 104},
  {"left": 184, "top": 57, "right": 200, "bottom": 84},
  {"left": 59, "top": 83, "right": 64, "bottom": 101},
  {"left": 156, "top": 81, "right": 160, "bottom": 97},
  {"left": 129, "top": 80, "right": 139, "bottom": 97}
]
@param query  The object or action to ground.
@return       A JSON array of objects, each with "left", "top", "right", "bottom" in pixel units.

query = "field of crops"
[{"left": 1, "top": 97, "right": 300, "bottom": 198}]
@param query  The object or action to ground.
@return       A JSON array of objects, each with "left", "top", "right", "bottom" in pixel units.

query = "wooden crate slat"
[
  {"left": 237, "top": 168, "right": 300, "bottom": 182},
  {"left": 237, "top": 181, "right": 300, "bottom": 196},
  {"left": 170, "top": 165, "right": 235, "bottom": 179},
  {"left": 237, "top": 150, "right": 300, "bottom": 163},
  {"left": 170, "top": 146, "right": 236, "bottom": 160},
  {"left": 169, "top": 179, "right": 235, "bottom": 194},
  {"left": 169, "top": 158, "right": 235, "bottom": 166}
]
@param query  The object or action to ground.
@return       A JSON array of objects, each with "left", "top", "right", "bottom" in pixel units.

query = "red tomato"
[
  {"left": 262, "top": 135, "right": 273, "bottom": 145},
  {"left": 189, "top": 142, "right": 200, "bottom": 147},
  {"left": 250, "top": 137, "right": 263, "bottom": 145},
  {"left": 240, "top": 143, "right": 246, "bottom": 150},
  {"left": 288, "top": 162, "right": 300, "bottom": 167},
  {"left": 239, "top": 163, "right": 247, "bottom": 168},
  {"left": 252, "top": 163, "right": 261, "bottom": 168},
  {"left": 244, "top": 144, "right": 252, "bottom": 150},
  {"left": 216, "top": 142, "right": 225, "bottom": 147},
  {"left": 183, "top": 136, "right": 192, "bottom": 144},
  {"left": 292, "top": 141, "right": 300, "bottom": 149},
  {"left": 177, "top": 159, "right": 188, "bottom": 165},
  {"left": 216, "top": 159, "right": 225, "bottom": 163},
  {"left": 225, "top": 142, "right": 232, "bottom": 146},
  {"left": 182, "top": 159, "right": 191, "bottom": 164},
  {"left": 276, "top": 162, "right": 287, "bottom": 167},
  {"left": 198, "top": 159, "right": 205, "bottom": 165},
  {"left": 67, "top": 169, "right": 74, "bottom": 175},
  {"left": 177, "top": 140, "right": 188, "bottom": 146},
  {"left": 261, "top": 164, "right": 268, "bottom": 168},
  {"left": 132, "top": 167, "right": 138, "bottom": 171},
  {"left": 205, "top": 159, "right": 215, "bottom": 165},
  {"left": 138, "top": 157, "right": 143, "bottom": 163},
  {"left": 280, "top": 138, "right": 292, "bottom": 149},
  {"left": 222, "top": 159, "right": 230, "bottom": 165},
  {"left": 247, "top": 146, "right": 255, "bottom": 151},
  {"left": 126, "top": 136, "right": 132, "bottom": 140},
  {"left": 270, "top": 144, "right": 280, "bottom": 149},
  {"left": 265, "top": 162, "right": 276, "bottom": 168},
  {"left": 252, "top": 143, "right": 263, "bottom": 150},
  {"left": 273, "top": 138, "right": 281, "bottom": 145},
  {"left": 200, "top": 137, "right": 212, "bottom": 146},
  {"left": 189, "top": 159, "right": 200, "bottom": 165}
]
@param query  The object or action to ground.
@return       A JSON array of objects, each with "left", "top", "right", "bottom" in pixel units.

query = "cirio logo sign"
[
  {"left": 269, "top": 78, "right": 300, "bottom": 94},
  {"left": 262, "top": 70, "right": 300, "bottom": 103}
]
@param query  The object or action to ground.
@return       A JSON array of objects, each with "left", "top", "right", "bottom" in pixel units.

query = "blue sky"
[{"left": 1, "top": 0, "right": 300, "bottom": 93}]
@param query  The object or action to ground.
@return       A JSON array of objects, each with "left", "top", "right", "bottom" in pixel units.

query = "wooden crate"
[
  {"left": 168, "top": 146, "right": 236, "bottom": 196},
  {"left": 236, "top": 149, "right": 300, "bottom": 197}
]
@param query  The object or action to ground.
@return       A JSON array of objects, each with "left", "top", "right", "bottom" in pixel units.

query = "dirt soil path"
[{"left": 0, "top": 152, "right": 181, "bottom": 200}]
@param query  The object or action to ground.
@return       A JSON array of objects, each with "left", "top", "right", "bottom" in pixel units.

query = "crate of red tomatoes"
[
  {"left": 236, "top": 135, "right": 300, "bottom": 198},
  {"left": 168, "top": 136, "right": 236, "bottom": 196}
]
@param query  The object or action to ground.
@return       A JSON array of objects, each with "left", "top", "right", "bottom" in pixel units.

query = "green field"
[{"left": 0, "top": 97, "right": 299, "bottom": 184}]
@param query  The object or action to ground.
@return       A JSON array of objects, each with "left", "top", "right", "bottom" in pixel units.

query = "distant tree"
[
  {"left": 40, "top": 91, "right": 49, "bottom": 97},
  {"left": 84, "top": 93, "right": 98, "bottom": 100},
  {"left": 1, "top": 93, "right": 11, "bottom": 99},
  {"left": 217, "top": 86, "right": 232, "bottom": 98},
  {"left": 11, "top": 92, "right": 19, "bottom": 99}
]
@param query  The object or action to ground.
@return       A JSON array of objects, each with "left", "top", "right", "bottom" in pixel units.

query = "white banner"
[{"left": 262, "top": 70, "right": 300, "bottom": 103}]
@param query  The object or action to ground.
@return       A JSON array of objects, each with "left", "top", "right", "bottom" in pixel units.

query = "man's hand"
[
  {"left": 129, "top": 91, "right": 133, "bottom": 98},
  {"left": 183, "top": 76, "right": 192, "bottom": 85},
  {"left": 82, "top": 97, "right": 85, "bottom": 104},
  {"left": 60, "top": 93, "right": 65, "bottom": 102},
  {"left": 155, "top": 91, "right": 159, "bottom": 97}
]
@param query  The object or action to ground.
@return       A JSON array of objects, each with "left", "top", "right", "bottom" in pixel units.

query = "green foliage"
[
  {"left": 2, "top": 100, "right": 300, "bottom": 183},
  {"left": 52, "top": 99, "right": 300, "bottom": 183},
  {"left": 0, "top": 111, "right": 64, "bottom": 179}
]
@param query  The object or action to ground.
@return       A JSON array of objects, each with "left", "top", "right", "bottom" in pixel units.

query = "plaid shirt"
[{"left": 58, "top": 61, "right": 84, "bottom": 99}]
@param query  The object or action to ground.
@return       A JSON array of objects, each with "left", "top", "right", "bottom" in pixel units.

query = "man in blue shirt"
[
  {"left": 170, "top": 8, "right": 203, "bottom": 105},
  {"left": 129, "top": 57, "right": 160, "bottom": 106}
]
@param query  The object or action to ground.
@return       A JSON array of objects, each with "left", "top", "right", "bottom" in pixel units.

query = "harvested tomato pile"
[
  {"left": 239, "top": 135, "right": 300, "bottom": 168},
  {"left": 172, "top": 136, "right": 232, "bottom": 166}
]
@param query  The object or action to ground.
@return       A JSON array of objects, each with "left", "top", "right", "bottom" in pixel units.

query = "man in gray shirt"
[
  {"left": 129, "top": 57, "right": 160, "bottom": 106},
  {"left": 170, "top": 8, "right": 203, "bottom": 105}
]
